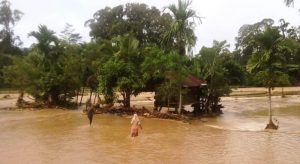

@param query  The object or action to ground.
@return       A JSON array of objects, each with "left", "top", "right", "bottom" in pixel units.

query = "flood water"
[{"left": 0, "top": 96, "right": 300, "bottom": 164}]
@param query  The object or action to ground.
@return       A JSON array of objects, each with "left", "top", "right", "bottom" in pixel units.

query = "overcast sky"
[{"left": 12, "top": 0, "right": 300, "bottom": 52}]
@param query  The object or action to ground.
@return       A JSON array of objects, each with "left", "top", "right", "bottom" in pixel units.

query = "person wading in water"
[
  {"left": 86, "top": 99, "right": 94, "bottom": 126},
  {"left": 130, "top": 113, "right": 142, "bottom": 138},
  {"left": 87, "top": 106, "right": 94, "bottom": 126}
]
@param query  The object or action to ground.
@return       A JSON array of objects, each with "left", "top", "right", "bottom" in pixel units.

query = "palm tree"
[
  {"left": 28, "top": 25, "right": 59, "bottom": 56},
  {"left": 163, "top": 0, "right": 200, "bottom": 114},
  {"left": 163, "top": 0, "right": 200, "bottom": 56},
  {"left": 28, "top": 25, "right": 61, "bottom": 104},
  {"left": 247, "top": 26, "right": 292, "bottom": 129}
]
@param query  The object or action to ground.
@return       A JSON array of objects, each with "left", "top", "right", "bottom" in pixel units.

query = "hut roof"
[{"left": 182, "top": 75, "right": 205, "bottom": 87}]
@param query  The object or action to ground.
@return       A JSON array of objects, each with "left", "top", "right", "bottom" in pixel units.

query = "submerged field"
[
  {"left": 0, "top": 99, "right": 299, "bottom": 163},
  {"left": 0, "top": 87, "right": 300, "bottom": 163}
]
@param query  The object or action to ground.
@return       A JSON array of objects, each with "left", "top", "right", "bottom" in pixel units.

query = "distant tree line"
[{"left": 0, "top": 0, "right": 299, "bottom": 112}]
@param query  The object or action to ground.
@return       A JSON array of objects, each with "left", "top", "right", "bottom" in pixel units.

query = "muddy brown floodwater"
[{"left": 0, "top": 95, "right": 300, "bottom": 164}]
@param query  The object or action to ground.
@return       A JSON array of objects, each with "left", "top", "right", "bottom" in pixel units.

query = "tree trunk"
[
  {"left": 205, "top": 93, "right": 211, "bottom": 114},
  {"left": 124, "top": 91, "right": 131, "bottom": 109},
  {"left": 16, "top": 91, "right": 24, "bottom": 107},
  {"left": 178, "top": 88, "right": 182, "bottom": 114},
  {"left": 64, "top": 91, "right": 67, "bottom": 102},
  {"left": 167, "top": 95, "right": 170, "bottom": 112},
  {"left": 93, "top": 93, "right": 97, "bottom": 105},
  {"left": 49, "top": 92, "right": 59, "bottom": 105},
  {"left": 265, "top": 87, "right": 278, "bottom": 129},
  {"left": 79, "top": 87, "right": 85, "bottom": 106},
  {"left": 268, "top": 87, "right": 272, "bottom": 123},
  {"left": 75, "top": 90, "right": 79, "bottom": 105},
  {"left": 89, "top": 89, "right": 93, "bottom": 103}
]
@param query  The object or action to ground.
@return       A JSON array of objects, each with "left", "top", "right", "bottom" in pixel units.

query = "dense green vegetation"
[{"left": 1, "top": 0, "right": 299, "bottom": 118}]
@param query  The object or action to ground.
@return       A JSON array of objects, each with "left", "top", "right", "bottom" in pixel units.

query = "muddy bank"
[
  {"left": 0, "top": 96, "right": 191, "bottom": 122},
  {"left": 3, "top": 88, "right": 299, "bottom": 122},
  {"left": 84, "top": 104, "right": 192, "bottom": 122}
]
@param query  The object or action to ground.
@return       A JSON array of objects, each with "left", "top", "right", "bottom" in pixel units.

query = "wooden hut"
[{"left": 154, "top": 75, "right": 207, "bottom": 114}]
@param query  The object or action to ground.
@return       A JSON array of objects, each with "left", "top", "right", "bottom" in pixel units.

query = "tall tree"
[
  {"left": 163, "top": 0, "right": 200, "bottom": 113},
  {"left": 163, "top": 0, "right": 200, "bottom": 56},
  {"left": 60, "top": 23, "right": 82, "bottom": 45},
  {"left": 235, "top": 19, "right": 275, "bottom": 65},
  {"left": 85, "top": 3, "right": 172, "bottom": 47},
  {"left": 0, "top": 0, "right": 23, "bottom": 88},
  {"left": 0, "top": 0, "right": 23, "bottom": 54},
  {"left": 237, "top": 18, "right": 300, "bottom": 86},
  {"left": 98, "top": 34, "right": 144, "bottom": 108},
  {"left": 192, "top": 41, "right": 231, "bottom": 114},
  {"left": 247, "top": 26, "right": 295, "bottom": 129},
  {"left": 142, "top": 45, "right": 187, "bottom": 112}
]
